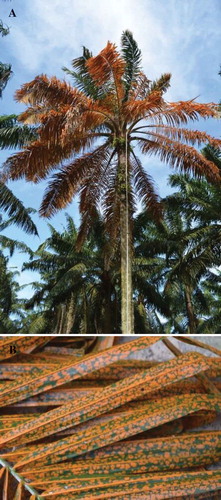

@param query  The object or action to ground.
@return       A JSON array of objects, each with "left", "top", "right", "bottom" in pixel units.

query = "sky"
[{"left": 0, "top": 0, "right": 221, "bottom": 298}]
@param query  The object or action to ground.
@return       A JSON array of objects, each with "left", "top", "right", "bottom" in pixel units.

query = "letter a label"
[{"left": 9, "top": 9, "right": 17, "bottom": 18}]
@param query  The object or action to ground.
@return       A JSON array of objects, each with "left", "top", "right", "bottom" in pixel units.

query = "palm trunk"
[
  {"left": 58, "top": 304, "right": 66, "bottom": 334},
  {"left": 118, "top": 149, "right": 134, "bottom": 334},
  {"left": 102, "top": 271, "right": 113, "bottom": 334},
  {"left": 184, "top": 284, "right": 198, "bottom": 333},
  {"left": 65, "top": 293, "right": 76, "bottom": 334}
]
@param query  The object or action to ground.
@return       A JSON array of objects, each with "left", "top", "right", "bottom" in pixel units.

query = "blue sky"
[{"left": 0, "top": 0, "right": 221, "bottom": 298}]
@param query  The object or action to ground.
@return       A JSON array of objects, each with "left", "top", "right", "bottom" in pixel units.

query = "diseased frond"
[
  {"left": 121, "top": 30, "right": 142, "bottom": 100},
  {"left": 86, "top": 42, "right": 125, "bottom": 86},
  {"left": 18, "top": 104, "right": 66, "bottom": 125},
  {"left": 0, "top": 336, "right": 221, "bottom": 497},
  {"left": 124, "top": 91, "right": 163, "bottom": 121},
  {"left": 139, "top": 135, "right": 221, "bottom": 183},
  {"left": 61, "top": 104, "right": 108, "bottom": 145},
  {"left": 1, "top": 139, "right": 74, "bottom": 182},
  {"left": 63, "top": 46, "right": 107, "bottom": 100},
  {"left": 86, "top": 42, "right": 125, "bottom": 105},
  {"left": 15, "top": 75, "right": 85, "bottom": 108},
  {"left": 140, "top": 124, "right": 221, "bottom": 149},
  {"left": 130, "top": 72, "right": 151, "bottom": 100},
  {"left": 40, "top": 144, "right": 111, "bottom": 217},
  {"left": 128, "top": 99, "right": 218, "bottom": 127},
  {"left": 131, "top": 151, "right": 162, "bottom": 220},
  {"left": 149, "top": 73, "right": 171, "bottom": 95},
  {"left": 158, "top": 100, "right": 218, "bottom": 125}
]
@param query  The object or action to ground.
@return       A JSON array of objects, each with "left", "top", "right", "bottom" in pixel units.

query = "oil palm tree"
[
  {"left": 134, "top": 166, "right": 221, "bottom": 333},
  {"left": 2, "top": 31, "right": 221, "bottom": 333},
  {"left": 165, "top": 171, "right": 220, "bottom": 332},
  {"left": 0, "top": 116, "right": 39, "bottom": 234}
]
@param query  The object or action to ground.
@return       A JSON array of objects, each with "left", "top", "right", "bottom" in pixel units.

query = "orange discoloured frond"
[
  {"left": 15, "top": 75, "right": 82, "bottom": 107},
  {"left": 152, "top": 100, "right": 218, "bottom": 126},
  {"left": 2, "top": 139, "right": 74, "bottom": 183},
  {"left": 124, "top": 91, "right": 163, "bottom": 121},
  {"left": 168, "top": 100, "right": 218, "bottom": 121},
  {"left": 86, "top": 42, "right": 125, "bottom": 108},
  {"left": 86, "top": 41, "right": 125, "bottom": 87},
  {"left": 140, "top": 136, "right": 221, "bottom": 183},
  {"left": 143, "top": 124, "right": 221, "bottom": 149},
  {"left": 130, "top": 72, "right": 151, "bottom": 100},
  {"left": 40, "top": 144, "right": 111, "bottom": 217}
]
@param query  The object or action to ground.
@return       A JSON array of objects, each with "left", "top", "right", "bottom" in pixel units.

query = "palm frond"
[
  {"left": 121, "top": 30, "right": 142, "bottom": 100},
  {"left": 0, "top": 63, "right": 12, "bottom": 98},
  {"left": 86, "top": 41, "right": 125, "bottom": 104},
  {"left": 0, "top": 183, "right": 38, "bottom": 235},
  {"left": 131, "top": 150, "right": 162, "bottom": 219},
  {"left": 0, "top": 114, "right": 38, "bottom": 148},
  {"left": 63, "top": 46, "right": 106, "bottom": 100},
  {"left": 40, "top": 143, "right": 111, "bottom": 217},
  {"left": 140, "top": 135, "right": 220, "bottom": 183},
  {"left": 0, "top": 20, "right": 10, "bottom": 37},
  {"left": 149, "top": 72, "right": 171, "bottom": 95}
]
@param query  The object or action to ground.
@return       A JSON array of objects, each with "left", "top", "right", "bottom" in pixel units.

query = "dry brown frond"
[
  {"left": 40, "top": 144, "right": 111, "bottom": 217},
  {"left": 146, "top": 124, "right": 221, "bottom": 148},
  {"left": 86, "top": 42, "right": 125, "bottom": 108},
  {"left": 86, "top": 41, "right": 125, "bottom": 87},
  {"left": 150, "top": 100, "right": 218, "bottom": 126},
  {"left": 124, "top": 91, "right": 163, "bottom": 121},
  {"left": 15, "top": 75, "right": 83, "bottom": 107},
  {"left": 130, "top": 72, "right": 151, "bottom": 100},
  {"left": 140, "top": 136, "right": 221, "bottom": 183},
  {"left": 2, "top": 139, "right": 75, "bottom": 183}
]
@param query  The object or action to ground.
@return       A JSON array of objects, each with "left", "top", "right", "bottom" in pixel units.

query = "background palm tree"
[
  {"left": 0, "top": 20, "right": 12, "bottom": 97},
  {"left": 0, "top": 22, "right": 38, "bottom": 235},
  {"left": 133, "top": 163, "right": 221, "bottom": 333},
  {"left": 2, "top": 31, "right": 221, "bottom": 333},
  {"left": 22, "top": 213, "right": 121, "bottom": 333}
]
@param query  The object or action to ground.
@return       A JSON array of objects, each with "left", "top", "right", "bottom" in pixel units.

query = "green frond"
[
  {"left": 202, "top": 144, "right": 221, "bottom": 170},
  {"left": 0, "top": 20, "right": 10, "bottom": 37},
  {"left": 0, "top": 63, "right": 12, "bottom": 98},
  {"left": 121, "top": 30, "right": 142, "bottom": 100},
  {"left": 0, "top": 114, "right": 38, "bottom": 148},
  {"left": 0, "top": 183, "right": 38, "bottom": 235}
]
